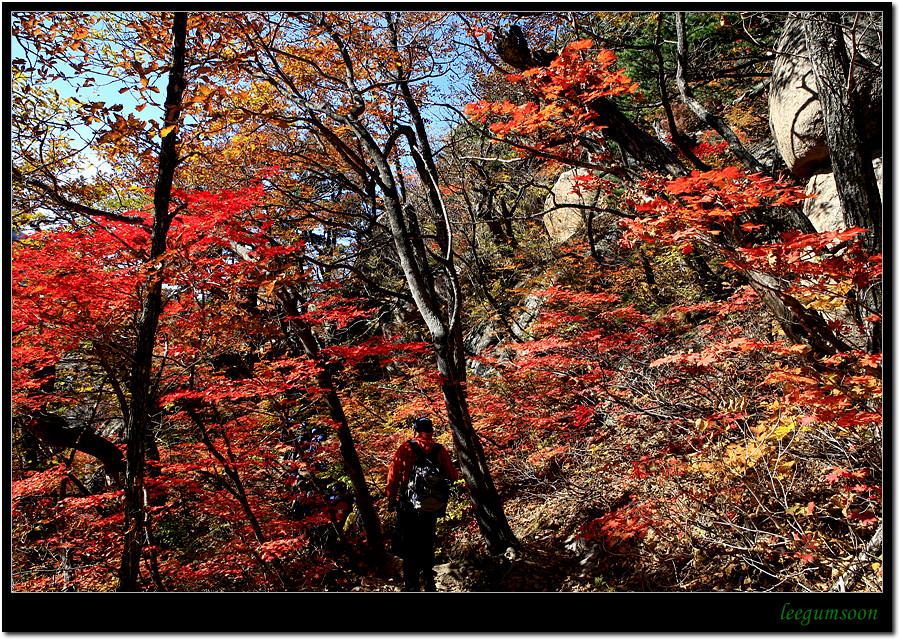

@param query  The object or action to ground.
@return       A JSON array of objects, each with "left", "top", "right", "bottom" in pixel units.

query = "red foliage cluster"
[
  {"left": 11, "top": 180, "right": 423, "bottom": 591},
  {"left": 465, "top": 39, "right": 639, "bottom": 158}
]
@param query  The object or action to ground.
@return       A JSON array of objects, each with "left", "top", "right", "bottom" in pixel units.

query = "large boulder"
[
  {"left": 768, "top": 14, "right": 882, "bottom": 180},
  {"left": 543, "top": 168, "right": 597, "bottom": 244},
  {"left": 804, "top": 157, "right": 883, "bottom": 232}
]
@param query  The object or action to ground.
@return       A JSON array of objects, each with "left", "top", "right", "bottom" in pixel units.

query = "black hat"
[{"left": 412, "top": 417, "right": 434, "bottom": 432}]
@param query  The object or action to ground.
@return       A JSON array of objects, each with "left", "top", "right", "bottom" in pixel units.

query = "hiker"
[{"left": 386, "top": 417, "right": 459, "bottom": 592}]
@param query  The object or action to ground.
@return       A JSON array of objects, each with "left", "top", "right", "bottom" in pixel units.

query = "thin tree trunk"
[
  {"left": 639, "top": 246, "right": 657, "bottom": 289},
  {"left": 378, "top": 186, "right": 518, "bottom": 554},
  {"left": 227, "top": 239, "right": 386, "bottom": 557},
  {"left": 278, "top": 292, "right": 386, "bottom": 559},
  {"left": 654, "top": 15, "right": 709, "bottom": 171},
  {"left": 185, "top": 405, "right": 295, "bottom": 589},
  {"left": 377, "top": 143, "right": 519, "bottom": 554},
  {"left": 499, "top": 198, "right": 517, "bottom": 247},
  {"left": 117, "top": 11, "right": 188, "bottom": 591},
  {"left": 674, "top": 13, "right": 768, "bottom": 175},
  {"left": 829, "top": 522, "right": 882, "bottom": 592}
]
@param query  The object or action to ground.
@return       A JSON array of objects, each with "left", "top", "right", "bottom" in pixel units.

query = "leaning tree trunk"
[
  {"left": 493, "top": 26, "right": 687, "bottom": 178},
  {"left": 278, "top": 292, "right": 386, "bottom": 559},
  {"left": 227, "top": 235, "right": 387, "bottom": 558},
  {"left": 386, "top": 21, "right": 519, "bottom": 552},
  {"left": 250, "top": 11, "right": 520, "bottom": 556},
  {"left": 674, "top": 12, "right": 769, "bottom": 175},
  {"left": 363, "top": 113, "right": 518, "bottom": 554},
  {"left": 802, "top": 11, "right": 882, "bottom": 354},
  {"left": 117, "top": 11, "right": 188, "bottom": 591},
  {"left": 376, "top": 180, "right": 518, "bottom": 554},
  {"left": 21, "top": 411, "right": 125, "bottom": 479},
  {"left": 434, "top": 325, "right": 518, "bottom": 553}
]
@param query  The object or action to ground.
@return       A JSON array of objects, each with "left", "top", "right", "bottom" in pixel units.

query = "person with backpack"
[{"left": 386, "top": 416, "right": 459, "bottom": 592}]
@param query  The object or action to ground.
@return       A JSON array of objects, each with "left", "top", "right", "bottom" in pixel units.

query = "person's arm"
[
  {"left": 437, "top": 445, "right": 459, "bottom": 483},
  {"left": 386, "top": 443, "right": 411, "bottom": 509}
]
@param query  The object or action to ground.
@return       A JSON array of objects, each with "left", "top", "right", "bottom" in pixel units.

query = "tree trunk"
[
  {"left": 378, "top": 165, "right": 519, "bottom": 554},
  {"left": 278, "top": 292, "right": 386, "bottom": 559},
  {"left": 251, "top": 11, "right": 519, "bottom": 556},
  {"left": 588, "top": 97, "right": 688, "bottom": 177},
  {"left": 744, "top": 269, "right": 852, "bottom": 356},
  {"left": 117, "top": 11, "right": 188, "bottom": 591},
  {"left": 802, "top": 11, "right": 882, "bottom": 353},
  {"left": 499, "top": 198, "right": 517, "bottom": 247},
  {"left": 434, "top": 329, "right": 519, "bottom": 554},
  {"left": 492, "top": 25, "right": 687, "bottom": 177},
  {"left": 674, "top": 13, "right": 768, "bottom": 175},
  {"left": 377, "top": 186, "right": 518, "bottom": 553},
  {"left": 385, "top": 19, "right": 519, "bottom": 550},
  {"left": 653, "top": 16, "right": 709, "bottom": 171},
  {"left": 186, "top": 405, "right": 296, "bottom": 589},
  {"left": 829, "top": 521, "right": 882, "bottom": 592}
]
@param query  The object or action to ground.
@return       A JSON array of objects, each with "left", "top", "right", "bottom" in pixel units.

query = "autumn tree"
[
  {"left": 11, "top": 11, "right": 190, "bottom": 590},
  {"left": 800, "top": 11, "right": 882, "bottom": 353},
  {"left": 12, "top": 10, "right": 387, "bottom": 587},
  {"left": 226, "top": 11, "right": 518, "bottom": 554}
]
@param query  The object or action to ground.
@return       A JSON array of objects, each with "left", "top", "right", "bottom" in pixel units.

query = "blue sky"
[
  {"left": 12, "top": 10, "right": 478, "bottom": 191},
  {"left": 12, "top": 18, "right": 168, "bottom": 180}
]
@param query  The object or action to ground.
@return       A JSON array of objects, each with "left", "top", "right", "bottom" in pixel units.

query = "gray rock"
[
  {"left": 768, "top": 14, "right": 882, "bottom": 180},
  {"left": 543, "top": 168, "right": 598, "bottom": 244},
  {"left": 510, "top": 292, "right": 547, "bottom": 340},
  {"left": 464, "top": 288, "right": 550, "bottom": 376},
  {"left": 804, "top": 157, "right": 883, "bottom": 232}
]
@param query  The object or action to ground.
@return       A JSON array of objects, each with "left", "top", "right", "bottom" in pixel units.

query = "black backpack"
[{"left": 406, "top": 440, "right": 450, "bottom": 513}]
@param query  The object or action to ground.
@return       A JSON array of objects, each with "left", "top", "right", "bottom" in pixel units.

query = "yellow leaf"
[
  {"left": 772, "top": 419, "right": 795, "bottom": 439},
  {"left": 775, "top": 459, "right": 796, "bottom": 479},
  {"left": 160, "top": 125, "right": 177, "bottom": 138}
]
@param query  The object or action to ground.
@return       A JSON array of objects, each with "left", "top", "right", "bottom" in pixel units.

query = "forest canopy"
[{"left": 10, "top": 9, "right": 882, "bottom": 610}]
